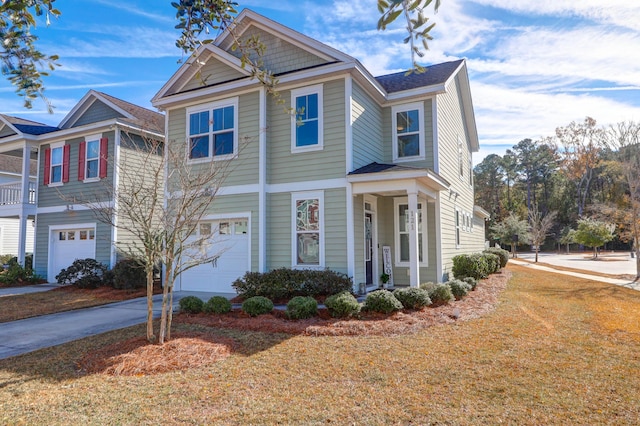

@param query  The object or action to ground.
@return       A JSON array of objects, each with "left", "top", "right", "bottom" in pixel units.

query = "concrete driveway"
[{"left": 0, "top": 291, "right": 232, "bottom": 360}]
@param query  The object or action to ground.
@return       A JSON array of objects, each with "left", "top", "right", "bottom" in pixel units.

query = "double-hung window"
[
  {"left": 394, "top": 198, "right": 427, "bottom": 266},
  {"left": 392, "top": 102, "right": 424, "bottom": 161},
  {"left": 85, "top": 140, "right": 100, "bottom": 179},
  {"left": 292, "top": 191, "right": 324, "bottom": 267},
  {"left": 187, "top": 98, "right": 238, "bottom": 161},
  {"left": 291, "top": 84, "right": 323, "bottom": 152},
  {"left": 44, "top": 142, "right": 69, "bottom": 186},
  {"left": 78, "top": 136, "right": 108, "bottom": 181},
  {"left": 50, "top": 146, "right": 64, "bottom": 184}
]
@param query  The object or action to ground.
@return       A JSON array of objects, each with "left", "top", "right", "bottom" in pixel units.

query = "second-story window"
[
  {"left": 291, "top": 84, "right": 323, "bottom": 153},
  {"left": 187, "top": 98, "right": 238, "bottom": 161},
  {"left": 86, "top": 140, "right": 99, "bottom": 179},
  {"left": 78, "top": 136, "right": 108, "bottom": 181},
  {"left": 392, "top": 102, "right": 424, "bottom": 161},
  {"left": 50, "top": 146, "right": 64, "bottom": 184},
  {"left": 44, "top": 142, "right": 69, "bottom": 186}
]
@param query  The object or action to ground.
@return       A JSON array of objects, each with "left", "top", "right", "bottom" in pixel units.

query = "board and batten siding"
[
  {"left": 227, "top": 27, "right": 328, "bottom": 75},
  {"left": 0, "top": 218, "right": 35, "bottom": 255},
  {"left": 436, "top": 73, "right": 484, "bottom": 278},
  {"left": 33, "top": 211, "right": 112, "bottom": 279},
  {"left": 71, "top": 102, "right": 122, "bottom": 127},
  {"left": 38, "top": 131, "right": 115, "bottom": 208},
  {"left": 267, "top": 79, "right": 346, "bottom": 184},
  {"left": 351, "top": 83, "right": 383, "bottom": 170}
]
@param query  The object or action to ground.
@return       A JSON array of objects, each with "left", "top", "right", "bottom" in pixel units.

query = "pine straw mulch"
[
  {"left": 78, "top": 270, "right": 509, "bottom": 377},
  {"left": 51, "top": 283, "right": 162, "bottom": 300}
]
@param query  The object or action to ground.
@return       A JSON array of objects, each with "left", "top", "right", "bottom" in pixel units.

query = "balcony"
[{"left": 0, "top": 181, "right": 37, "bottom": 216}]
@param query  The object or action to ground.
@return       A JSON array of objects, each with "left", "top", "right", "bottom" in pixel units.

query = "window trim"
[
  {"left": 392, "top": 102, "right": 425, "bottom": 162},
  {"left": 291, "top": 191, "right": 325, "bottom": 268},
  {"left": 393, "top": 197, "right": 428, "bottom": 267},
  {"left": 47, "top": 141, "right": 66, "bottom": 187},
  {"left": 81, "top": 133, "right": 102, "bottom": 182},
  {"left": 455, "top": 208, "right": 462, "bottom": 248},
  {"left": 186, "top": 98, "right": 239, "bottom": 163},
  {"left": 458, "top": 136, "right": 465, "bottom": 180},
  {"left": 291, "top": 84, "right": 324, "bottom": 153}
]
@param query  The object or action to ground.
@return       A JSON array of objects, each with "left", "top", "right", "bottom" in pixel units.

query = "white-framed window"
[
  {"left": 455, "top": 209, "right": 461, "bottom": 247},
  {"left": 85, "top": 139, "right": 100, "bottom": 179},
  {"left": 292, "top": 191, "right": 324, "bottom": 267},
  {"left": 291, "top": 84, "right": 323, "bottom": 153},
  {"left": 50, "top": 145, "right": 64, "bottom": 184},
  {"left": 468, "top": 156, "right": 473, "bottom": 187},
  {"left": 392, "top": 102, "right": 425, "bottom": 161},
  {"left": 394, "top": 198, "right": 427, "bottom": 266},
  {"left": 186, "top": 98, "right": 238, "bottom": 162},
  {"left": 458, "top": 136, "right": 465, "bottom": 179}
]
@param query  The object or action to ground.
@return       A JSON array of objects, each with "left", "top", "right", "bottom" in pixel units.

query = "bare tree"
[
  {"left": 529, "top": 208, "right": 557, "bottom": 263},
  {"left": 602, "top": 121, "right": 640, "bottom": 278},
  {"left": 69, "top": 129, "right": 248, "bottom": 342}
]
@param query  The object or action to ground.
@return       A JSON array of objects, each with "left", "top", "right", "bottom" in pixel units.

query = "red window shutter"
[
  {"left": 78, "top": 141, "right": 86, "bottom": 181},
  {"left": 62, "top": 144, "right": 70, "bottom": 183},
  {"left": 99, "top": 137, "right": 108, "bottom": 179},
  {"left": 43, "top": 148, "right": 51, "bottom": 185}
]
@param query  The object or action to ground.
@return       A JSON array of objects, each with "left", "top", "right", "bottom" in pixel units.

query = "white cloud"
[{"left": 88, "top": 0, "right": 174, "bottom": 23}]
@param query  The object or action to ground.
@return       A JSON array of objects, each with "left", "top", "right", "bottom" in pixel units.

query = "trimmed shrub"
[
  {"left": 286, "top": 296, "right": 318, "bottom": 320},
  {"left": 447, "top": 279, "right": 472, "bottom": 300},
  {"left": 452, "top": 253, "right": 490, "bottom": 280},
  {"left": 362, "top": 290, "right": 402, "bottom": 314},
  {"left": 483, "top": 253, "right": 501, "bottom": 274},
  {"left": 179, "top": 296, "right": 204, "bottom": 314},
  {"left": 463, "top": 276, "right": 478, "bottom": 290},
  {"left": 55, "top": 258, "right": 107, "bottom": 288},
  {"left": 204, "top": 296, "right": 232, "bottom": 314},
  {"left": 242, "top": 296, "right": 274, "bottom": 317},
  {"left": 232, "top": 268, "right": 352, "bottom": 300},
  {"left": 0, "top": 256, "right": 41, "bottom": 285},
  {"left": 112, "top": 258, "right": 146, "bottom": 290},
  {"left": 324, "top": 291, "right": 361, "bottom": 318},
  {"left": 420, "top": 282, "right": 454, "bottom": 306},
  {"left": 484, "top": 247, "right": 510, "bottom": 268},
  {"left": 393, "top": 287, "right": 432, "bottom": 310}
]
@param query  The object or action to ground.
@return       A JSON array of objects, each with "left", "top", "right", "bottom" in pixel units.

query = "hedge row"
[{"left": 451, "top": 248, "right": 509, "bottom": 280}]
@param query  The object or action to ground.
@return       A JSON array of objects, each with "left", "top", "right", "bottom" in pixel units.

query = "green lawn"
[{"left": 1, "top": 264, "right": 639, "bottom": 425}]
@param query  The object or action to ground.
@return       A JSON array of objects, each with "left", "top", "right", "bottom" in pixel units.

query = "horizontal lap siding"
[
  {"left": 38, "top": 131, "right": 115, "bottom": 208},
  {"left": 34, "top": 211, "right": 112, "bottom": 279},
  {"left": 268, "top": 79, "right": 346, "bottom": 184},
  {"left": 324, "top": 188, "right": 348, "bottom": 274},
  {"left": 352, "top": 83, "right": 383, "bottom": 169},
  {"left": 437, "top": 75, "right": 480, "bottom": 277},
  {"left": 266, "top": 192, "right": 290, "bottom": 269},
  {"left": 0, "top": 218, "right": 34, "bottom": 255}
]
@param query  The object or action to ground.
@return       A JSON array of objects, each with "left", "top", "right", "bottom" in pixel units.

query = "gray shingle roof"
[
  {"left": 375, "top": 59, "right": 464, "bottom": 93},
  {"left": 349, "top": 162, "right": 425, "bottom": 175}
]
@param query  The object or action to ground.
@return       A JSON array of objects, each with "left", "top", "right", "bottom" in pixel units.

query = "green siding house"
[{"left": 152, "top": 9, "right": 488, "bottom": 292}]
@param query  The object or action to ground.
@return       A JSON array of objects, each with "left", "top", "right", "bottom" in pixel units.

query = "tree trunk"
[
  {"left": 535, "top": 246, "right": 539, "bottom": 263},
  {"left": 158, "top": 259, "right": 173, "bottom": 344},
  {"left": 146, "top": 263, "right": 155, "bottom": 342}
]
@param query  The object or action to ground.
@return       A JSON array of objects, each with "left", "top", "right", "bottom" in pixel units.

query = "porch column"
[
  {"left": 408, "top": 190, "right": 420, "bottom": 287},
  {"left": 17, "top": 143, "right": 31, "bottom": 266}
]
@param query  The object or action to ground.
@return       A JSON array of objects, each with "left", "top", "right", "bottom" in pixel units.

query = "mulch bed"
[
  {"left": 78, "top": 270, "right": 509, "bottom": 376},
  {"left": 53, "top": 284, "right": 162, "bottom": 301}
]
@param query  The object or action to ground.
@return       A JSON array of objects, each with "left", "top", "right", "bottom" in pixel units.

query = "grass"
[
  {"left": 1, "top": 264, "right": 639, "bottom": 424},
  {"left": 0, "top": 286, "right": 149, "bottom": 323}
]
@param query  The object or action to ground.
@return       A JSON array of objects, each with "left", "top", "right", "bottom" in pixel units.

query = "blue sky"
[{"left": 2, "top": 0, "right": 640, "bottom": 164}]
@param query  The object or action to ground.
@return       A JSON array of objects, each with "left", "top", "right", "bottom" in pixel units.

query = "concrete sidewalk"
[{"left": 509, "top": 259, "right": 640, "bottom": 291}]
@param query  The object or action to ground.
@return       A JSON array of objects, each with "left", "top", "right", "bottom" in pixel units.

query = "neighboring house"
[
  {"left": 0, "top": 91, "right": 164, "bottom": 282},
  {"left": 152, "top": 9, "right": 488, "bottom": 293},
  {"left": 0, "top": 116, "right": 57, "bottom": 261}
]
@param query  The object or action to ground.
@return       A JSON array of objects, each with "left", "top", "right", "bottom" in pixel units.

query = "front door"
[{"left": 365, "top": 212, "right": 373, "bottom": 285}]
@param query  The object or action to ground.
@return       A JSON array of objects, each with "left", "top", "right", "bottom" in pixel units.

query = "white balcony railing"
[{"left": 0, "top": 181, "right": 36, "bottom": 206}]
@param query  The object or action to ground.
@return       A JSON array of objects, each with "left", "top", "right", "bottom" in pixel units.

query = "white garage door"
[
  {"left": 178, "top": 219, "right": 249, "bottom": 293},
  {"left": 49, "top": 228, "right": 96, "bottom": 283}
]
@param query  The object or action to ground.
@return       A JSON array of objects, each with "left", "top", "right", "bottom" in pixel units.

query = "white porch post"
[
  {"left": 408, "top": 190, "right": 420, "bottom": 287},
  {"left": 17, "top": 143, "right": 31, "bottom": 265}
]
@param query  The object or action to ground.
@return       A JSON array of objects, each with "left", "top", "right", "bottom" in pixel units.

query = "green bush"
[
  {"left": 420, "top": 282, "right": 454, "bottom": 306},
  {"left": 179, "top": 296, "right": 204, "bottom": 314},
  {"left": 286, "top": 296, "right": 318, "bottom": 320},
  {"left": 112, "top": 258, "right": 146, "bottom": 290},
  {"left": 204, "top": 296, "right": 232, "bottom": 314},
  {"left": 242, "top": 296, "right": 274, "bottom": 317},
  {"left": 232, "top": 268, "right": 352, "bottom": 300},
  {"left": 484, "top": 247, "right": 509, "bottom": 268},
  {"left": 483, "top": 253, "right": 501, "bottom": 274},
  {"left": 463, "top": 276, "right": 478, "bottom": 290},
  {"left": 447, "top": 279, "right": 472, "bottom": 300},
  {"left": 324, "top": 291, "right": 361, "bottom": 318},
  {"left": 362, "top": 290, "right": 403, "bottom": 314},
  {"left": 393, "top": 287, "right": 431, "bottom": 309},
  {"left": 452, "top": 253, "right": 490, "bottom": 280},
  {"left": 0, "top": 256, "right": 41, "bottom": 285},
  {"left": 55, "top": 258, "right": 107, "bottom": 288}
]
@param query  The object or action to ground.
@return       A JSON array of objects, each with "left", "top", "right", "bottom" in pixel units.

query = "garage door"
[
  {"left": 49, "top": 228, "right": 96, "bottom": 283},
  {"left": 178, "top": 219, "right": 249, "bottom": 293}
]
